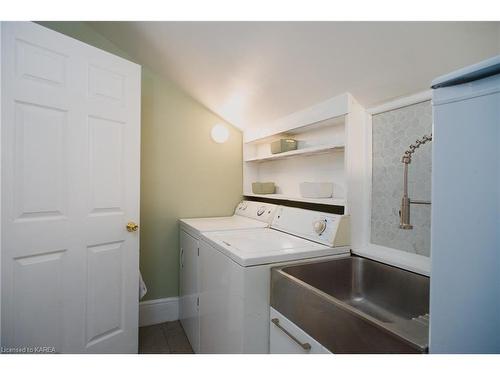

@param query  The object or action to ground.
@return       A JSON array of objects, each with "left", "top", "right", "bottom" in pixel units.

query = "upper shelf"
[
  {"left": 244, "top": 114, "right": 346, "bottom": 145},
  {"left": 244, "top": 142, "right": 344, "bottom": 162},
  {"left": 244, "top": 92, "right": 351, "bottom": 144}
]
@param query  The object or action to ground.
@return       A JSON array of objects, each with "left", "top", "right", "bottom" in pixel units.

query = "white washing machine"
[
  {"left": 198, "top": 205, "right": 351, "bottom": 353},
  {"left": 180, "top": 200, "right": 277, "bottom": 238},
  {"left": 178, "top": 200, "right": 277, "bottom": 352}
]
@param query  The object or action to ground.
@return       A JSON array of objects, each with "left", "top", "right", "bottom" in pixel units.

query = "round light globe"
[{"left": 211, "top": 124, "right": 229, "bottom": 143}]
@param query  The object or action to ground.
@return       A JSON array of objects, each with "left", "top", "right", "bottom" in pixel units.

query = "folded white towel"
[{"left": 139, "top": 271, "right": 148, "bottom": 300}]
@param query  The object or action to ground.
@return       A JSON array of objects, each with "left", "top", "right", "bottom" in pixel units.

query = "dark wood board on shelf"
[{"left": 244, "top": 195, "right": 345, "bottom": 215}]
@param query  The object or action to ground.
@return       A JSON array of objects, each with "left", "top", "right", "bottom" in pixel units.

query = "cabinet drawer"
[{"left": 270, "top": 308, "right": 331, "bottom": 354}]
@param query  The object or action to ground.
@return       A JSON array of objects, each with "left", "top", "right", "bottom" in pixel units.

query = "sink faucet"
[{"left": 399, "top": 134, "right": 432, "bottom": 229}]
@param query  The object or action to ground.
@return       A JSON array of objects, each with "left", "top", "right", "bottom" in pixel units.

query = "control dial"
[
  {"left": 313, "top": 219, "right": 327, "bottom": 235},
  {"left": 239, "top": 202, "right": 248, "bottom": 210},
  {"left": 257, "top": 206, "right": 266, "bottom": 216}
]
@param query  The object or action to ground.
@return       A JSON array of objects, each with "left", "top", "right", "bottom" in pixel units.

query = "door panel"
[
  {"left": 1, "top": 22, "right": 141, "bottom": 353},
  {"left": 12, "top": 250, "right": 66, "bottom": 351},
  {"left": 88, "top": 116, "right": 124, "bottom": 214},
  {"left": 86, "top": 241, "right": 124, "bottom": 348},
  {"left": 88, "top": 64, "right": 125, "bottom": 104},
  {"left": 15, "top": 38, "right": 67, "bottom": 87},
  {"left": 14, "top": 101, "right": 68, "bottom": 221}
]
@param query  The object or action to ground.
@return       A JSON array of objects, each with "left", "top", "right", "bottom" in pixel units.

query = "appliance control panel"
[
  {"left": 271, "top": 206, "right": 350, "bottom": 247},
  {"left": 234, "top": 200, "right": 278, "bottom": 223}
]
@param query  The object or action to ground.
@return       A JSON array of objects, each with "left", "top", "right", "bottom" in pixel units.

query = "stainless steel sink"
[{"left": 270, "top": 256, "right": 430, "bottom": 353}]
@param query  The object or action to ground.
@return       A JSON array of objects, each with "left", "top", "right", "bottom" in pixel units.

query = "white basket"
[{"left": 299, "top": 182, "right": 333, "bottom": 198}]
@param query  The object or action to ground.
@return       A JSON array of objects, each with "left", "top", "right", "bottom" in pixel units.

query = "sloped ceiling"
[{"left": 88, "top": 21, "right": 500, "bottom": 130}]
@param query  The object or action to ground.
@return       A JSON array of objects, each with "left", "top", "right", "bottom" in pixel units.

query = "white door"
[
  {"left": 179, "top": 230, "right": 199, "bottom": 352},
  {"left": 1, "top": 22, "right": 141, "bottom": 353}
]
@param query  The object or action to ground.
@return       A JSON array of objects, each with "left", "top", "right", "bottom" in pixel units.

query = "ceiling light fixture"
[{"left": 211, "top": 124, "right": 229, "bottom": 143}]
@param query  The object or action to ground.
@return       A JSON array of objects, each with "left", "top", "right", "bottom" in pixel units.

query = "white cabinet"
[
  {"left": 270, "top": 308, "right": 331, "bottom": 354},
  {"left": 179, "top": 230, "right": 200, "bottom": 353}
]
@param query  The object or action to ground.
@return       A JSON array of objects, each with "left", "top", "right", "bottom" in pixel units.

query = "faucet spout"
[{"left": 399, "top": 134, "right": 432, "bottom": 230}]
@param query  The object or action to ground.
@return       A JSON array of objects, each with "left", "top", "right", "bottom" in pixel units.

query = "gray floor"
[{"left": 139, "top": 321, "right": 194, "bottom": 354}]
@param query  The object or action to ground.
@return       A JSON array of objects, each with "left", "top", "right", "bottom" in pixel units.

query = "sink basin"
[{"left": 270, "top": 256, "right": 430, "bottom": 353}]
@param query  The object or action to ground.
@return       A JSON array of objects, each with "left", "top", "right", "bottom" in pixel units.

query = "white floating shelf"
[
  {"left": 243, "top": 94, "right": 349, "bottom": 144},
  {"left": 244, "top": 143, "right": 344, "bottom": 163},
  {"left": 243, "top": 193, "right": 346, "bottom": 207}
]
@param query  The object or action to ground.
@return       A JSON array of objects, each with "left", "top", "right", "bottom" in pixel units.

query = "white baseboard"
[{"left": 139, "top": 297, "right": 179, "bottom": 327}]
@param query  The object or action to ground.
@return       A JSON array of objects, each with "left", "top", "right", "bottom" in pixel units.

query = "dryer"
[{"left": 178, "top": 200, "right": 277, "bottom": 352}]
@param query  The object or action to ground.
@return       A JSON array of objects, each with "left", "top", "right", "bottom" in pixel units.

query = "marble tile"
[{"left": 371, "top": 101, "right": 432, "bottom": 257}]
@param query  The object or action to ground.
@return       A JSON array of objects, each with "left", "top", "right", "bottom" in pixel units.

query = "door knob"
[{"left": 126, "top": 222, "right": 139, "bottom": 232}]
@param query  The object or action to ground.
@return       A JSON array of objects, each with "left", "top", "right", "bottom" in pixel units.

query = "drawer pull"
[{"left": 271, "top": 318, "right": 312, "bottom": 351}]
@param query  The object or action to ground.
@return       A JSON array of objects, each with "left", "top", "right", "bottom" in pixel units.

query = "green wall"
[{"left": 38, "top": 22, "right": 243, "bottom": 300}]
